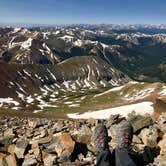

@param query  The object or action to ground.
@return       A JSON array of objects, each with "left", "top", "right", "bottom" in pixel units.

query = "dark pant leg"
[
  {"left": 96, "top": 149, "right": 113, "bottom": 166},
  {"left": 115, "top": 148, "right": 137, "bottom": 166}
]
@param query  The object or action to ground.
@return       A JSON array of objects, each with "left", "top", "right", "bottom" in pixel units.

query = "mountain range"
[{"left": 0, "top": 25, "right": 166, "bottom": 116}]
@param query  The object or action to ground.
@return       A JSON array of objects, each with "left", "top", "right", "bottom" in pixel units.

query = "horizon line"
[{"left": 1, "top": 22, "right": 166, "bottom": 28}]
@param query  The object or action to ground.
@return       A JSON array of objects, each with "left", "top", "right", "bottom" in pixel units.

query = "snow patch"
[
  {"left": 100, "top": 80, "right": 107, "bottom": 87},
  {"left": 47, "top": 69, "right": 57, "bottom": 81},
  {"left": 68, "top": 104, "right": 80, "bottom": 107},
  {"left": 16, "top": 91, "right": 25, "bottom": 101},
  {"left": 63, "top": 81, "right": 72, "bottom": 90},
  {"left": 67, "top": 102, "right": 154, "bottom": 119},
  {"left": 36, "top": 95, "right": 57, "bottom": 109},
  {"left": 0, "top": 98, "right": 19, "bottom": 107},
  {"left": 26, "top": 96, "right": 34, "bottom": 104},
  {"left": 13, "top": 28, "right": 21, "bottom": 33},
  {"left": 73, "top": 39, "right": 83, "bottom": 47},
  {"left": 43, "top": 43, "right": 51, "bottom": 53},
  {"left": 59, "top": 35, "right": 74, "bottom": 42},
  {"left": 94, "top": 85, "right": 124, "bottom": 97},
  {"left": 110, "top": 79, "right": 119, "bottom": 86},
  {"left": 21, "top": 38, "right": 33, "bottom": 49},
  {"left": 80, "top": 96, "right": 86, "bottom": 100},
  {"left": 33, "top": 110, "right": 43, "bottom": 113},
  {"left": 9, "top": 82, "right": 14, "bottom": 86},
  {"left": 159, "top": 86, "right": 166, "bottom": 96},
  {"left": 40, "top": 87, "right": 48, "bottom": 96},
  {"left": 64, "top": 101, "right": 73, "bottom": 105},
  {"left": 93, "top": 59, "right": 98, "bottom": 64},
  {"left": 96, "top": 67, "right": 100, "bottom": 77},
  {"left": 125, "top": 87, "right": 155, "bottom": 101},
  {"left": 16, "top": 83, "right": 26, "bottom": 94},
  {"left": 100, "top": 43, "right": 109, "bottom": 49},
  {"left": 44, "top": 85, "right": 53, "bottom": 92},
  {"left": 84, "top": 79, "right": 91, "bottom": 87},
  {"left": 23, "top": 69, "right": 31, "bottom": 77}
]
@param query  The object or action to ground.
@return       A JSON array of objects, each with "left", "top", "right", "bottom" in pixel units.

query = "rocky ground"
[{"left": 0, "top": 112, "right": 166, "bottom": 166}]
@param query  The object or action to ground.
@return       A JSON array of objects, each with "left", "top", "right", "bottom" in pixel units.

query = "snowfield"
[
  {"left": 21, "top": 38, "right": 33, "bottom": 49},
  {"left": 0, "top": 98, "right": 20, "bottom": 107},
  {"left": 67, "top": 101, "right": 154, "bottom": 119},
  {"left": 59, "top": 35, "right": 74, "bottom": 42}
]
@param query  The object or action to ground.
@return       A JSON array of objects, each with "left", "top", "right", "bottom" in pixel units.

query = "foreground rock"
[{"left": 0, "top": 112, "right": 165, "bottom": 165}]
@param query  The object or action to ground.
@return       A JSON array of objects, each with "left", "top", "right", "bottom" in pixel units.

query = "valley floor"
[{"left": 0, "top": 81, "right": 166, "bottom": 119}]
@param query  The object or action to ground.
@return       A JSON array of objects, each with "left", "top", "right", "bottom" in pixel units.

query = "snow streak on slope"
[{"left": 94, "top": 85, "right": 125, "bottom": 97}]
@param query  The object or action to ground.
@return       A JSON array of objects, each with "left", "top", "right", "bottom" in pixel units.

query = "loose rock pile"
[{"left": 0, "top": 112, "right": 165, "bottom": 166}]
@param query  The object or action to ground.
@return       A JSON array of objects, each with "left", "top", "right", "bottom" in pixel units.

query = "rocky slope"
[{"left": 0, "top": 112, "right": 165, "bottom": 166}]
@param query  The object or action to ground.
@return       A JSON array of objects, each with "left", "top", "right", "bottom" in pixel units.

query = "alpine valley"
[{"left": 0, "top": 24, "right": 166, "bottom": 118}]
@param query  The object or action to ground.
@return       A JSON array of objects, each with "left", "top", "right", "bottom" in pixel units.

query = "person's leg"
[
  {"left": 93, "top": 123, "right": 114, "bottom": 166},
  {"left": 115, "top": 121, "right": 137, "bottom": 166},
  {"left": 96, "top": 149, "right": 113, "bottom": 166},
  {"left": 115, "top": 148, "right": 137, "bottom": 166}
]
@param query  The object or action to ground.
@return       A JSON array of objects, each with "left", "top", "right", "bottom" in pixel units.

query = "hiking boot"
[
  {"left": 117, "top": 121, "right": 133, "bottom": 150},
  {"left": 92, "top": 124, "right": 109, "bottom": 153}
]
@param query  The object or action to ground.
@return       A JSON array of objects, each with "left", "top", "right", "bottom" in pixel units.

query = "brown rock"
[
  {"left": 4, "top": 128, "right": 14, "bottom": 136},
  {"left": 0, "top": 153, "right": 6, "bottom": 158},
  {"left": 78, "top": 153, "right": 84, "bottom": 161},
  {"left": 7, "top": 144, "right": 15, "bottom": 154},
  {"left": 86, "top": 118, "right": 97, "bottom": 127},
  {"left": 132, "top": 135, "right": 142, "bottom": 144},
  {"left": 153, "top": 133, "right": 166, "bottom": 166},
  {"left": 22, "top": 158, "right": 38, "bottom": 166},
  {"left": 0, "top": 158, "right": 7, "bottom": 166},
  {"left": 36, "top": 136, "right": 52, "bottom": 144},
  {"left": 158, "top": 113, "right": 166, "bottom": 133},
  {"left": 5, "top": 154, "right": 18, "bottom": 166},
  {"left": 31, "top": 142, "right": 42, "bottom": 161},
  {"left": 108, "top": 124, "right": 118, "bottom": 149},
  {"left": 139, "top": 127, "right": 158, "bottom": 147},
  {"left": 28, "top": 118, "right": 45, "bottom": 128},
  {"left": 133, "top": 144, "right": 146, "bottom": 152},
  {"left": 158, "top": 134, "right": 166, "bottom": 155},
  {"left": 43, "top": 152, "right": 57, "bottom": 166},
  {"left": 55, "top": 133, "right": 75, "bottom": 157},
  {"left": 0, "top": 135, "right": 15, "bottom": 145},
  {"left": 52, "top": 121, "right": 65, "bottom": 132},
  {"left": 153, "top": 155, "right": 166, "bottom": 166},
  {"left": 33, "top": 129, "right": 48, "bottom": 140},
  {"left": 158, "top": 112, "right": 166, "bottom": 125},
  {"left": 14, "top": 138, "right": 29, "bottom": 159},
  {"left": 106, "top": 114, "right": 123, "bottom": 127},
  {"left": 72, "top": 125, "right": 92, "bottom": 145},
  {"left": 130, "top": 115, "right": 154, "bottom": 133}
]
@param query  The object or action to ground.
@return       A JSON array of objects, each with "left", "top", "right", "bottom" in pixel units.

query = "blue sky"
[{"left": 0, "top": 0, "right": 166, "bottom": 25}]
